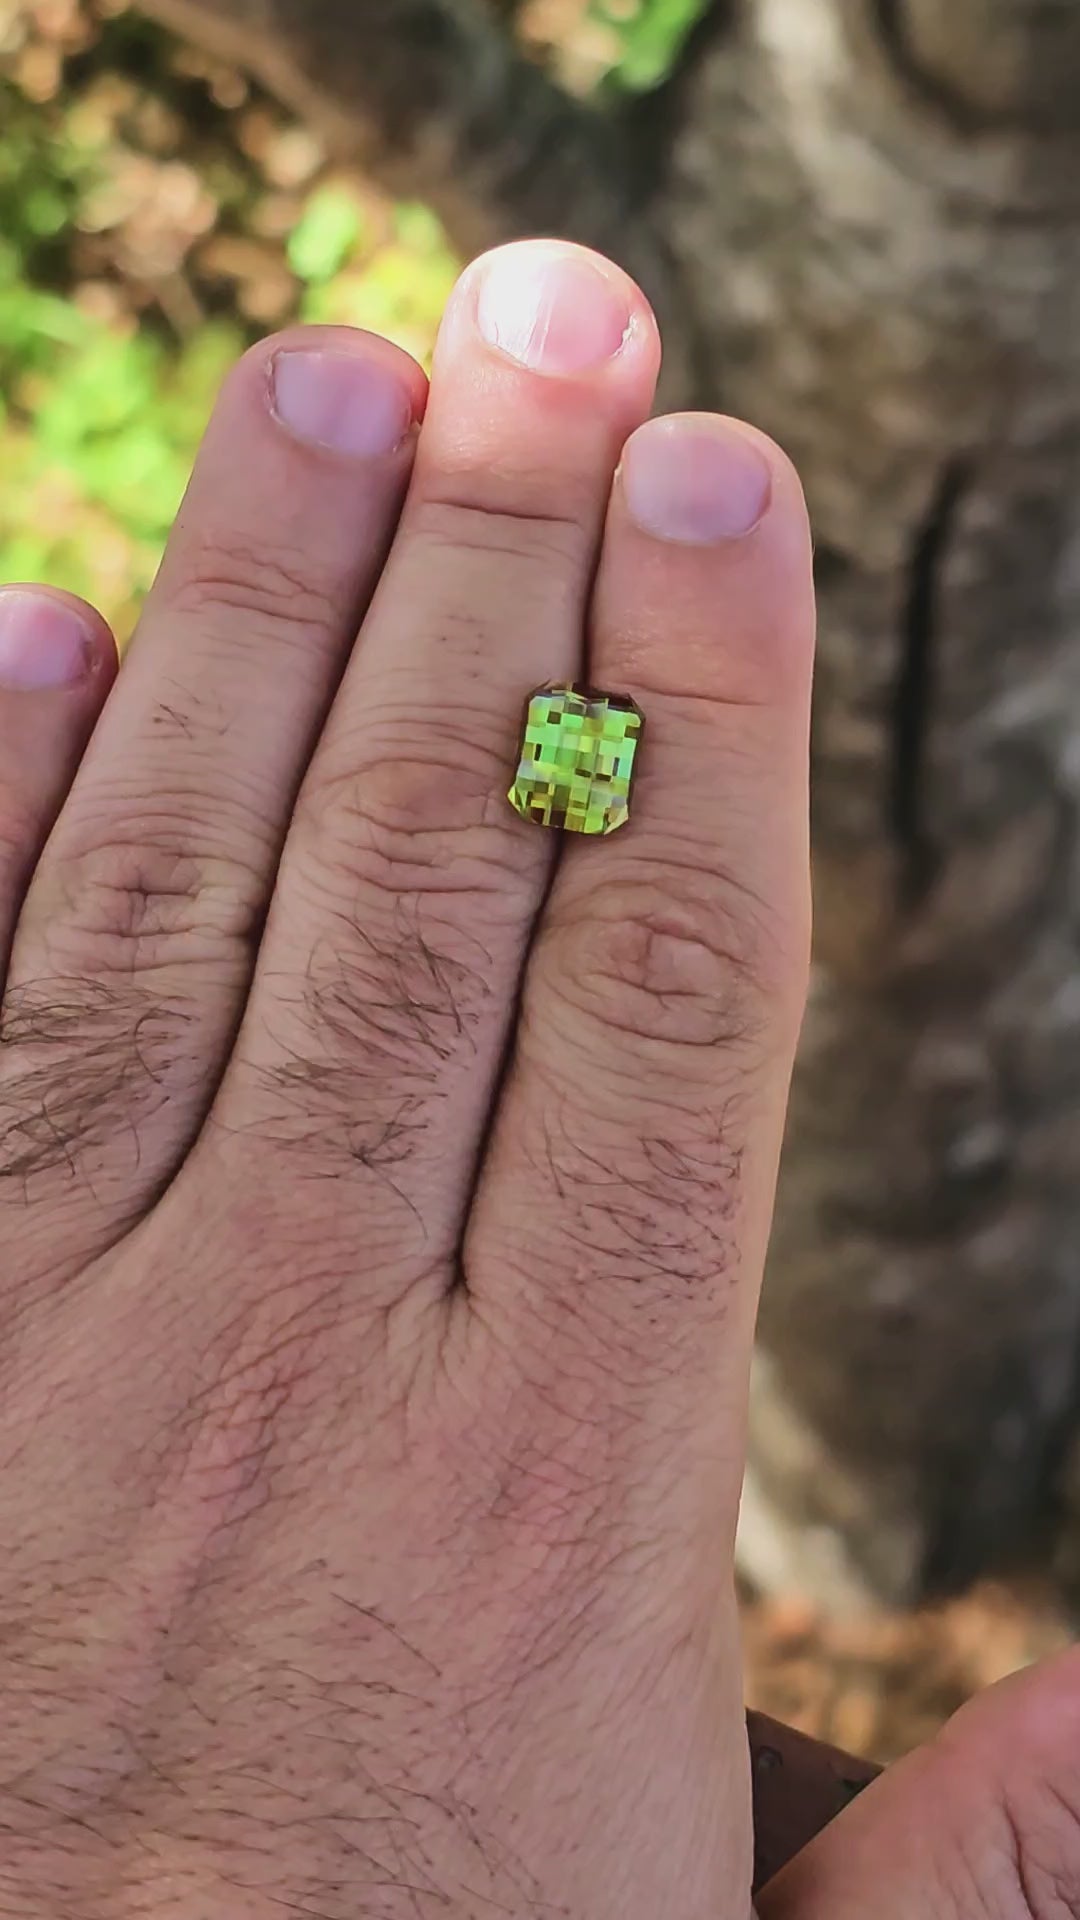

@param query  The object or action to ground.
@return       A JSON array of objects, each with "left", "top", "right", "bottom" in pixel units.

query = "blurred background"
[
  {"left": 2, "top": 0, "right": 1077, "bottom": 1770},
  {"left": 0, "top": 0, "right": 461, "bottom": 641}
]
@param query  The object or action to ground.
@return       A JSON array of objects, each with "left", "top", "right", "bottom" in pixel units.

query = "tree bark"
[
  {"left": 137, "top": 0, "right": 1080, "bottom": 1610},
  {"left": 689, "top": 0, "right": 1080, "bottom": 1607}
]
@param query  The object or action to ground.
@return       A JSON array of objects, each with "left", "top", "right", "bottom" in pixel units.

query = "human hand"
[{"left": 1, "top": 240, "right": 1077, "bottom": 1919}]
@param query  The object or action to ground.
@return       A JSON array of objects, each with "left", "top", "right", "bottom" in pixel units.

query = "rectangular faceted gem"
[{"left": 508, "top": 683, "right": 644, "bottom": 835}]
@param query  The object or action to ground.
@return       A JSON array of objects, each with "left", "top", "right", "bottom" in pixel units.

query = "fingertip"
[
  {"left": 441, "top": 239, "right": 662, "bottom": 401},
  {"left": 599, "top": 413, "right": 816, "bottom": 712},
  {"left": 0, "top": 586, "right": 119, "bottom": 695},
  {"left": 619, "top": 413, "right": 810, "bottom": 551},
  {"left": 232, "top": 323, "right": 431, "bottom": 458}
]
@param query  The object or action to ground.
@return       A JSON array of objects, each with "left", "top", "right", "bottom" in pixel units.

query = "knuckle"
[
  {"left": 302, "top": 744, "right": 539, "bottom": 899},
  {"left": 39, "top": 835, "right": 263, "bottom": 976},
  {"left": 164, "top": 525, "right": 339, "bottom": 637},
  {"left": 543, "top": 870, "right": 805, "bottom": 1056},
  {"left": 409, "top": 485, "right": 587, "bottom": 575},
  {"left": 266, "top": 749, "right": 545, "bottom": 1155},
  {"left": 316, "top": 743, "right": 487, "bottom": 839}
]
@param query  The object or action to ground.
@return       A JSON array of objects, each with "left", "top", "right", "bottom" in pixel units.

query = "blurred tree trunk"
[{"left": 139, "top": 0, "right": 1080, "bottom": 1611}]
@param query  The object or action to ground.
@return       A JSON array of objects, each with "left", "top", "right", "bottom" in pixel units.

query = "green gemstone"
[{"left": 508, "top": 683, "right": 644, "bottom": 835}]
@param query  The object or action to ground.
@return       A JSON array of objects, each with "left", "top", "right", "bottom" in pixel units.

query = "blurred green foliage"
[
  {"left": 0, "top": 0, "right": 702, "bottom": 636},
  {"left": 0, "top": 3, "right": 459, "bottom": 635},
  {"left": 0, "top": 29, "right": 227, "bottom": 630},
  {"left": 297, "top": 198, "right": 457, "bottom": 341},
  {"left": 589, "top": 0, "right": 709, "bottom": 91},
  {"left": 0, "top": 78, "right": 241, "bottom": 627}
]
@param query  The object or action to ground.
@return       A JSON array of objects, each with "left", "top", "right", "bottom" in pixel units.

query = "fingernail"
[
  {"left": 0, "top": 591, "right": 95, "bottom": 690},
  {"left": 476, "top": 247, "right": 631, "bottom": 375},
  {"left": 271, "top": 349, "right": 414, "bottom": 457},
  {"left": 621, "top": 416, "right": 773, "bottom": 543}
]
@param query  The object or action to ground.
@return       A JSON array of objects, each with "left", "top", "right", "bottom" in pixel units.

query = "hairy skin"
[
  {"left": 0, "top": 244, "right": 1078, "bottom": 1920},
  {"left": 133, "top": 0, "right": 1080, "bottom": 1615}
]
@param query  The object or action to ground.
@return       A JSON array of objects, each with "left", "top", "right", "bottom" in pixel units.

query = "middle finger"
[{"left": 207, "top": 243, "right": 661, "bottom": 1302}]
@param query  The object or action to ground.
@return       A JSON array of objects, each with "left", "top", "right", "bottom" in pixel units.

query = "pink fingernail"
[
  {"left": 0, "top": 591, "right": 95, "bottom": 690},
  {"left": 476, "top": 247, "right": 631, "bottom": 375},
  {"left": 621, "top": 416, "right": 773, "bottom": 543},
  {"left": 271, "top": 349, "right": 414, "bottom": 458}
]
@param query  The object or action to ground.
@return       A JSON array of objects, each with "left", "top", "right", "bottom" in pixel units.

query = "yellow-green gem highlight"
[{"left": 508, "top": 683, "right": 644, "bottom": 835}]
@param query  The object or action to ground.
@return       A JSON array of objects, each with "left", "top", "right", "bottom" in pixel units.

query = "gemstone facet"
[{"left": 508, "top": 683, "right": 644, "bottom": 835}]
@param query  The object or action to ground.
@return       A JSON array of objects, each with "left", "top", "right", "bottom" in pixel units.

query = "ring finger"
[{"left": 467, "top": 410, "right": 815, "bottom": 1555}]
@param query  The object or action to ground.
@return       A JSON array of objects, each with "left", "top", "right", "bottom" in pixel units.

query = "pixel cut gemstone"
[{"left": 508, "top": 683, "right": 644, "bottom": 835}]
